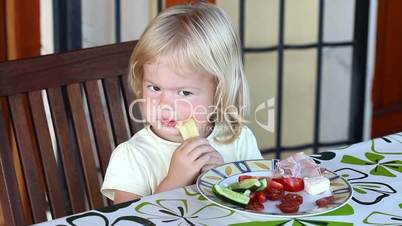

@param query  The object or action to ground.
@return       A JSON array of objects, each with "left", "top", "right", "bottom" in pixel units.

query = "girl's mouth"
[{"left": 160, "top": 119, "right": 177, "bottom": 128}]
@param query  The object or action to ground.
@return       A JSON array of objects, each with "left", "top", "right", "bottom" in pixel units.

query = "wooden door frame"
[
  {"left": 371, "top": 0, "right": 402, "bottom": 137},
  {"left": 0, "top": 0, "right": 6, "bottom": 61},
  {"left": 5, "top": 0, "right": 40, "bottom": 60}
]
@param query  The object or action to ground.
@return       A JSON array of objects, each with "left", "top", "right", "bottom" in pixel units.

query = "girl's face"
[{"left": 142, "top": 55, "right": 215, "bottom": 142}]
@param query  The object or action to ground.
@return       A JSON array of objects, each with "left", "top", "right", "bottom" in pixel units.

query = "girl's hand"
[
  {"left": 200, "top": 150, "right": 224, "bottom": 173},
  {"left": 156, "top": 138, "right": 214, "bottom": 193}
]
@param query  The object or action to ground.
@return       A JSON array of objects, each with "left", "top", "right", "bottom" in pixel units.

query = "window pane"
[
  {"left": 323, "top": 0, "right": 355, "bottom": 42},
  {"left": 245, "top": 52, "right": 277, "bottom": 150},
  {"left": 121, "top": 0, "right": 151, "bottom": 41},
  {"left": 320, "top": 47, "right": 352, "bottom": 142},
  {"left": 245, "top": 0, "right": 279, "bottom": 47},
  {"left": 285, "top": 0, "right": 318, "bottom": 44},
  {"left": 282, "top": 49, "right": 317, "bottom": 146},
  {"left": 82, "top": 0, "right": 115, "bottom": 48}
]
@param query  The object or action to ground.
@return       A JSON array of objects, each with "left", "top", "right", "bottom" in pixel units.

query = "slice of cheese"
[
  {"left": 303, "top": 176, "right": 330, "bottom": 195},
  {"left": 177, "top": 118, "right": 199, "bottom": 140}
]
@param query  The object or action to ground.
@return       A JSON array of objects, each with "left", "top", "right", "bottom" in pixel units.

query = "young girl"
[{"left": 101, "top": 2, "right": 263, "bottom": 204}]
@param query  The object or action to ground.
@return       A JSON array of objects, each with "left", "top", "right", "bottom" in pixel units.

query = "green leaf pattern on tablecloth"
[
  {"left": 363, "top": 208, "right": 402, "bottom": 225},
  {"left": 183, "top": 186, "right": 207, "bottom": 201},
  {"left": 371, "top": 135, "right": 402, "bottom": 155},
  {"left": 134, "top": 198, "right": 234, "bottom": 225},
  {"left": 334, "top": 168, "right": 397, "bottom": 205},
  {"left": 341, "top": 151, "right": 402, "bottom": 177}
]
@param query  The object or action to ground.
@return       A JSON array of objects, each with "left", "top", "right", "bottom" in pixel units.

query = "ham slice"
[{"left": 273, "top": 152, "right": 323, "bottom": 178}]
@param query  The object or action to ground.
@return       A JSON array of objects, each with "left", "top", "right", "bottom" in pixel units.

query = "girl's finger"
[
  {"left": 203, "top": 153, "right": 223, "bottom": 165},
  {"left": 177, "top": 137, "right": 208, "bottom": 154},
  {"left": 194, "top": 153, "right": 211, "bottom": 169},
  {"left": 200, "top": 164, "right": 216, "bottom": 173},
  {"left": 188, "top": 144, "right": 214, "bottom": 161}
]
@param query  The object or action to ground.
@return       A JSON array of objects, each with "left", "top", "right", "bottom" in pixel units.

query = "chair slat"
[
  {"left": 84, "top": 80, "right": 113, "bottom": 175},
  {"left": 66, "top": 84, "right": 103, "bottom": 208},
  {"left": 121, "top": 74, "right": 143, "bottom": 136},
  {"left": 0, "top": 41, "right": 136, "bottom": 96},
  {"left": 28, "top": 91, "right": 67, "bottom": 218},
  {"left": 103, "top": 77, "right": 129, "bottom": 145},
  {"left": 8, "top": 94, "right": 48, "bottom": 223},
  {"left": 0, "top": 98, "right": 26, "bottom": 226},
  {"left": 47, "top": 87, "right": 86, "bottom": 213}
]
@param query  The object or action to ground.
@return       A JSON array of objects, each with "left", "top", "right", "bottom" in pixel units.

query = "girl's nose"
[
  {"left": 159, "top": 92, "right": 175, "bottom": 116},
  {"left": 159, "top": 91, "right": 174, "bottom": 107}
]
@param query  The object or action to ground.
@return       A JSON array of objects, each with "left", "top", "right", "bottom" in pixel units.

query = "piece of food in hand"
[
  {"left": 303, "top": 176, "right": 330, "bottom": 195},
  {"left": 176, "top": 118, "right": 199, "bottom": 140},
  {"left": 315, "top": 195, "right": 335, "bottom": 208}
]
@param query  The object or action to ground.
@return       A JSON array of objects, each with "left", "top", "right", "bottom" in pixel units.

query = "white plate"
[{"left": 196, "top": 159, "right": 353, "bottom": 218}]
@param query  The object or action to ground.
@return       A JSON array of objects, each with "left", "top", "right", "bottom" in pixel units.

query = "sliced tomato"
[
  {"left": 238, "top": 175, "right": 254, "bottom": 182},
  {"left": 277, "top": 202, "right": 299, "bottom": 213},
  {"left": 315, "top": 195, "right": 335, "bottom": 208},
  {"left": 265, "top": 188, "right": 284, "bottom": 201},
  {"left": 246, "top": 201, "right": 264, "bottom": 211},
  {"left": 257, "top": 191, "right": 267, "bottom": 203},
  {"left": 263, "top": 178, "right": 285, "bottom": 201},
  {"left": 273, "top": 177, "right": 304, "bottom": 192},
  {"left": 249, "top": 191, "right": 267, "bottom": 204},
  {"left": 267, "top": 178, "right": 284, "bottom": 191},
  {"left": 282, "top": 193, "right": 303, "bottom": 205}
]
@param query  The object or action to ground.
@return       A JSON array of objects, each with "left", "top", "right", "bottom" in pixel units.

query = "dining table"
[{"left": 34, "top": 132, "right": 402, "bottom": 226}]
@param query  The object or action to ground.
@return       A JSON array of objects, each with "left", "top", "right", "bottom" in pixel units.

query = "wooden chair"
[{"left": 0, "top": 41, "right": 143, "bottom": 226}]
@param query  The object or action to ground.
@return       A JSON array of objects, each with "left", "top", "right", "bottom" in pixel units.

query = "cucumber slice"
[
  {"left": 212, "top": 184, "right": 250, "bottom": 206},
  {"left": 243, "top": 189, "right": 251, "bottom": 197},
  {"left": 230, "top": 178, "right": 261, "bottom": 192},
  {"left": 256, "top": 178, "right": 267, "bottom": 191}
]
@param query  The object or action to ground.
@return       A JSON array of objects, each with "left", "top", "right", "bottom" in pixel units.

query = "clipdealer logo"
[{"left": 128, "top": 97, "right": 275, "bottom": 132}]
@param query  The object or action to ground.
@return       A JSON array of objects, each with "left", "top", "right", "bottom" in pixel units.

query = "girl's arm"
[{"left": 114, "top": 190, "right": 141, "bottom": 204}]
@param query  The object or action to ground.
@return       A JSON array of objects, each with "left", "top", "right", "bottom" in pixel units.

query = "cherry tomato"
[
  {"left": 267, "top": 178, "right": 284, "bottom": 191},
  {"left": 316, "top": 195, "right": 335, "bottom": 208},
  {"left": 246, "top": 201, "right": 264, "bottom": 211},
  {"left": 238, "top": 175, "right": 254, "bottom": 182},
  {"left": 277, "top": 202, "right": 299, "bottom": 213},
  {"left": 265, "top": 188, "right": 284, "bottom": 201},
  {"left": 249, "top": 191, "right": 267, "bottom": 204},
  {"left": 273, "top": 177, "right": 304, "bottom": 192},
  {"left": 282, "top": 193, "right": 303, "bottom": 205},
  {"left": 263, "top": 178, "right": 285, "bottom": 201}
]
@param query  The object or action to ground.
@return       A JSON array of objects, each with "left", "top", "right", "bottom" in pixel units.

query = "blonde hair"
[{"left": 129, "top": 2, "right": 250, "bottom": 143}]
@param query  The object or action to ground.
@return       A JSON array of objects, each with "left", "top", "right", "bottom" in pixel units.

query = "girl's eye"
[
  {"left": 147, "top": 85, "right": 160, "bottom": 92},
  {"left": 178, "top": 90, "right": 193, "bottom": 96}
]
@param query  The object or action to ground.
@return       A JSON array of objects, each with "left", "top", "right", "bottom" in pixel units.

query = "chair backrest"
[{"left": 0, "top": 41, "right": 143, "bottom": 225}]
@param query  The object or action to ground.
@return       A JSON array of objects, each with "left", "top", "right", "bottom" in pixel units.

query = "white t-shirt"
[{"left": 101, "top": 123, "right": 263, "bottom": 200}]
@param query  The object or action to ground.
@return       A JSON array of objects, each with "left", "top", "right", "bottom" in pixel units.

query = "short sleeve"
[
  {"left": 101, "top": 143, "right": 151, "bottom": 200},
  {"left": 236, "top": 126, "right": 263, "bottom": 160}
]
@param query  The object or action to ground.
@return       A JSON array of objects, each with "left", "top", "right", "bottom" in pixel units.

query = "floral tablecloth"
[{"left": 35, "top": 132, "right": 402, "bottom": 226}]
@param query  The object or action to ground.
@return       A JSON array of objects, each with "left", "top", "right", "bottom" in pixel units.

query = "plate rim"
[{"left": 196, "top": 159, "right": 353, "bottom": 218}]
